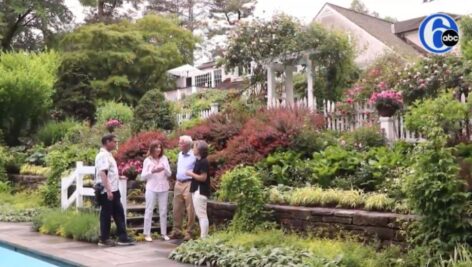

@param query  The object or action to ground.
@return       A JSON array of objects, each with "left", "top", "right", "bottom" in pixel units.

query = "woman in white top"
[{"left": 140, "top": 141, "right": 172, "bottom": 241}]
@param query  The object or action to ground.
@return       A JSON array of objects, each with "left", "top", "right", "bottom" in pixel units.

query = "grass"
[
  {"left": 0, "top": 190, "right": 43, "bottom": 210},
  {"left": 270, "top": 186, "right": 398, "bottom": 212}
]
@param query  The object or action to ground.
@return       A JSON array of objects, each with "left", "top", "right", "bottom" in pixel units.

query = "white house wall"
[{"left": 314, "top": 6, "right": 393, "bottom": 67}]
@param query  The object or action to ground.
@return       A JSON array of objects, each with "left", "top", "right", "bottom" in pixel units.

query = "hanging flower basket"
[
  {"left": 369, "top": 90, "right": 403, "bottom": 117},
  {"left": 118, "top": 160, "right": 142, "bottom": 181}
]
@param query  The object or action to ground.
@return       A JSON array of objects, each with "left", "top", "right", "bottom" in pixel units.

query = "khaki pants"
[{"left": 172, "top": 181, "right": 195, "bottom": 235}]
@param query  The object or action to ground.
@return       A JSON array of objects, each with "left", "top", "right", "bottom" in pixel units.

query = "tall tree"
[
  {"left": 54, "top": 15, "right": 196, "bottom": 121},
  {"left": 147, "top": 0, "right": 207, "bottom": 32},
  {"left": 79, "top": 0, "right": 143, "bottom": 23},
  {"left": 350, "top": 0, "right": 369, "bottom": 14},
  {"left": 0, "top": 0, "right": 73, "bottom": 51},
  {"left": 208, "top": 0, "right": 256, "bottom": 26}
]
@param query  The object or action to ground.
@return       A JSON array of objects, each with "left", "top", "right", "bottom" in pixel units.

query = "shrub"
[
  {"left": 404, "top": 136, "right": 471, "bottom": 254},
  {"left": 256, "top": 151, "right": 314, "bottom": 187},
  {"left": 364, "top": 193, "right": 394, "bottom": 211},
  {"left": 115, "top": 130, "right": 168, "bottom": 163},
  {"left": 177, "top": 89, "right": 229, "bottom": 116},
  {"left": 0, "top": 181, "right": 10, "bottom": 193},
  {"left": 95, "top": 101, "right": 133, "bottom": 126},
  {"left": 33, "top": 209, "right": 100, "bottom": 243},
  {"left": 0, "top": 145, "right": 9, "bottom": 182},
  {"left": 133, "top": 89, "right": 175, "bottom": 132},
  {"left": 0, "top": 51, "right": 59, "bottom": 145},
  {"left": 217, "top": 166, "right": 266, "bottom": 231},
  {"left": 36, "top": 119, "right": 81, "bottom": 146},
  {"left": 212, "top": 107, "right": 325, "bottom": 181},
  {"left": 290, "top": 128, "right": 337, "bottom": 158},
  {"left": 42, "top": 144, "right": 97, "bottom": 207},
  {"left": 3, "top": 146, "right": 27, "bottom": 174},
  {"left": 340, "top": 125, "right": 386, "bottom": 150},
  {"left": 25, "top": 145, "right": 47, "bottom": 166}
]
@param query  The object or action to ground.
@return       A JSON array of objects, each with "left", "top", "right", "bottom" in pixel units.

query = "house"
[
  {"left": 164, "top": 61, "right": 251, "bottom": 101},
  {"left": 314, "top": 3, "right": 424, "bottom": 66}
]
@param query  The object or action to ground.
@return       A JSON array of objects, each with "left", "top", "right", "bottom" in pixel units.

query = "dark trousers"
[{"left": 99, "top": 190, "right": 127, "bottom": 242}]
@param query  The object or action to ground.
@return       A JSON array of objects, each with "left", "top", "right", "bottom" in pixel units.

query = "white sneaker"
[
  {"left": 144, "top": 236, "right": 152, "bottom": 242},
  {"left": 162, "top": 235, "right": 170, "bottom": 241}
]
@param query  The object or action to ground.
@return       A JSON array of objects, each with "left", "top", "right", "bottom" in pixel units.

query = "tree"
[
  {"left": 208, "top": 0, "right": 256, "bottom": 26},
  {"left": 79, "top": 0, "right": 143, "bottom": 23},
  {"left": 350, "top": 0, "right": 369, "bottom": 14},
  {"left": 0, "top": 51, "right": 59, "bottom": 145},
  {"left": 461, "top": 16, "right": 472, "bottom": 60},
  {"left": 147, "top": 0, "right": 208, "bottom": 32},
  {"left": 133, "top": 89, "right": 176, "bottom": 132},
  {"left": 0, "top": 0, "right": 73, "bottom": 51},
  {"left": 54, "top": 15, "right": 196, "bottom": 121}
]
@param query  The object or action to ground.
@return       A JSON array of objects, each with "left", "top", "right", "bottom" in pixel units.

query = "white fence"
[
  {"left": 177, "top": 103, "right": 220, "bottom": 125},
  {"left": 61, "top": 162, "right": 127, "bottom": 221},
  {"left": 268, "top": 96, "right": 425, "bottom": 143}
]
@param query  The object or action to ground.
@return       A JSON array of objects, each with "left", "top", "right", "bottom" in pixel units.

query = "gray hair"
[
  {"left": 179, "top": 135, "right": 193, "bottom": 146},
  {"left": 194, "top": 140, "right": 209, "bottom": 158}
]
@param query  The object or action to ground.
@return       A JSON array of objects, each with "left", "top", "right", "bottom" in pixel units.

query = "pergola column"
[
  {"left": 267, "top": 64, "right": 276, "bottom": 107},
  {"left": 305, "top": 54, "right": 314, "bottom": 111},
  {"left": 284, "top": 66, "right": 295, "bottom": 106}
]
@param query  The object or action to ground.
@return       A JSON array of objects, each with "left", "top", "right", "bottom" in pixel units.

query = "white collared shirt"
[{"left": 95, "top": 147, "right": 119, "bottom": 192}]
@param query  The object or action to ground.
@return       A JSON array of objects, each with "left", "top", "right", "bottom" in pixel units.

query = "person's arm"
[
  {"left": 96, "top": 154, "right": 113, "bottom": 200},
  {"left": 141, "top": 158, "right": 153, "bottom": 181},
  {"left": 162, "top": 156, "right": 172, "bottom": 177},
  {"left": 99, "top": 170, "right": 113, "bottom": 200},
  {"left": 186, "top": 161, "right": 208, "bottom": 182}
]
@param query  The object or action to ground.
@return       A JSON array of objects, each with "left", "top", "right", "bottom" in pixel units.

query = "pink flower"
[
  {"left": 346, "top": 98, "right": 353, "bottom": 104},
  {"left": 106, "top": 119, "right": 122, "bottom": 128}
]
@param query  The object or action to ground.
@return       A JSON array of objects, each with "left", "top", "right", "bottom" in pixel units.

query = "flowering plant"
[
  {"left": 118, "top": 159, "right": 142, "bottom": 180},
  {"left": 369, "top": 90, "right": 403, "bottom": 117},
  {"left": 335, "top": 100, "right": 355, "bottom": 117},
  {"left": 105, "top": 119, "right": 122, "bottom": 132}
]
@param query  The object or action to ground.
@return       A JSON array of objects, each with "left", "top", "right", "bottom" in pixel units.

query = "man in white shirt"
[{"left": 95, "top": 134, "right": 134, "bottom": 247}]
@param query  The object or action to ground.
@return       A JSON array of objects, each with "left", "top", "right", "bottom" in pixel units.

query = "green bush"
[
  {"left": 0, "top": 181, "right": 10, "bottom": 193},
  {"left": 33, "top": 209, "right": 100, "bottom": 243},
  {"left": 42, "top": 144, "right": 97, "bottom": 207},
  {"left": 0, "top": 145, "right": 9, "bottom": 182},
  {"left": 36, "top": 119, "right": 81, "bottom": 146},
  {"left": 170, "top": 229, "right": 404, "bottom": 267},
  {"left": 95, "top": 101, "right": 134, "bottom": 125},
  {"left": 404, "top": 135, "right": 471, "bottom": 254},
  {"left": 0, "top": 51, "right": 59, "bottom": 146},
  {"left": 133, "top": 89, "right": 175, "bottom": 132},
  {"left": 290, "top": 128, "right": 338, "bottom": 158},
  {"left": 217, "top": 166, "right": 267, "bottom": 231},
  {"left": 341, "top": 125, "right": 386, "bottom": 150},
  {"left": 257, "top": 151, "right": 314, "bottom": 187},
  {"left": 176, "top": 90, "right": 229, "bottom": 117}
]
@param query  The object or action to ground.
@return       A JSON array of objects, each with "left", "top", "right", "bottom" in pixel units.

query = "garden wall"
[
  {"left": 7, "top": 174, "right": 46, "bottom": 189},
  {"left": 207, "top": 201, "right": 415, "bottom": 246}
]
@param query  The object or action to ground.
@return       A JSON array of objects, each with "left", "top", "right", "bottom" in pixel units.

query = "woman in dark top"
[{"left": 186, "top": 140, "right": 210, "bottom": 239}]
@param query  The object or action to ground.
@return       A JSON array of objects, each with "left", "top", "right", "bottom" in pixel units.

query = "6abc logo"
[{"left": 419, "top": 13, "right": 459, "bottom": 54}]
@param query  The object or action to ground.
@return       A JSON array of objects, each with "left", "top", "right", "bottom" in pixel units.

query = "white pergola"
[{"left": 265, "top": 51, "right": 315, "bottom": 110}]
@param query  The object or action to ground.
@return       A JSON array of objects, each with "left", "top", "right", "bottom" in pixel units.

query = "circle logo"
[{"left": 418, "top": 13, "right": 459, "bottom": 54}]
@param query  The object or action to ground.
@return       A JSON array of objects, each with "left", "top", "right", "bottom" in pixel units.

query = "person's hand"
[
  {"left": 185, "top": 170, "right": 193, "bottom": 177},
  {"left": 107, "top": 191, "right": 113, "bottom": 201},
  {"left": 153, "top": 167, "right": 164, "bottom": 173}
]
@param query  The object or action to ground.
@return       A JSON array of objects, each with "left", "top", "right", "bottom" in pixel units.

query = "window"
[
  {"left": 195, "top": 73, "right": 211, "bottom": 87},
  {"left": 214, "top": 69, "right": 222, "bottom": 87}
]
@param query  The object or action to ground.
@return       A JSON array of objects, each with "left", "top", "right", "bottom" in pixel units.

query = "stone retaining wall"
[
  {"left": 207, "top": 201, "right": 415, "bottom": 245},
  {"left": 7, "top": 174, "right": 46, "bottom": 189}
]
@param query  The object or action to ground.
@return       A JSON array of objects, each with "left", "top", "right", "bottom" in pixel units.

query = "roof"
[
  {"left": 392, "top": 13, "right": 461, "bottom": 34},
  {"left": 320, "top": 3, "right": 421, "bottom": 58},
  {"left": 167, "top": 64, "right": 205, "bottom": 77},
  {"left": 197, "top": 61, "right": 216, "bottom": 70}
]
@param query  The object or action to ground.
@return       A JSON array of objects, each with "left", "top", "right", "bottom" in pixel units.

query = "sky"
[{"left": 66, "top": 0, "right": 472, "bottom": 24}]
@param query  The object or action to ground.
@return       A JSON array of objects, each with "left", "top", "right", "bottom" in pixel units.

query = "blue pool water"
[{"left": 0, "top": 245, "right": 61, "bottom": 267}]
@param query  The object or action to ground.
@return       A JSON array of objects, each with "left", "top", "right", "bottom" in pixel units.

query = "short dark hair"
[
  {"left": 101, "top": 134, "right": 116, "bottom": 145},
  {"left": 194, "top": 140, "right": 208, "bottom": 159}
]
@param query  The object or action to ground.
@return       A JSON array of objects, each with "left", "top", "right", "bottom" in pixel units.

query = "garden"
[{"left": 1, "top": 4, "right": 472, "bottom": 267}]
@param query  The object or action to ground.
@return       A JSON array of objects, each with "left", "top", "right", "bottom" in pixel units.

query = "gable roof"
[
  {"left": 319, "top": 3, "right": 421, "bottom": 58},
  {"left": 392, "top": 13, "right": 461, "bottom": 34}
]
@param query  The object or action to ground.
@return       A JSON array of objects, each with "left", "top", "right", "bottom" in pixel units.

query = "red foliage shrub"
[
  {"left": 209, "top": 107, "right": 325, "bottom": 188},
  {"left": 115, "top": 131, "right": 168, "bottom": 163},
  {"left": 169, "top": 113, "right": 246, "bottom": 151}
]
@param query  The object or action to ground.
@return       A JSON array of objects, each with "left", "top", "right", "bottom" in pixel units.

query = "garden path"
[{"left": 0, "top": 222, "right": 189, "bottom": 267}]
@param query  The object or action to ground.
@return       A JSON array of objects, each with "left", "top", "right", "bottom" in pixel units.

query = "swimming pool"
[{"left": 0, "top": 241, "right": 77, "bottom": 267}]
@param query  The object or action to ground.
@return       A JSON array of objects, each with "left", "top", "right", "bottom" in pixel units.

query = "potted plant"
[
  {"left": 369, "top": 90, "right": 403, "bottom": 117},
  {"left": 118, "top": 159, "right": 142, "bottom": 181},
  {"left": 105, "top": 119, "right": 122, "bottom": 133}
]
